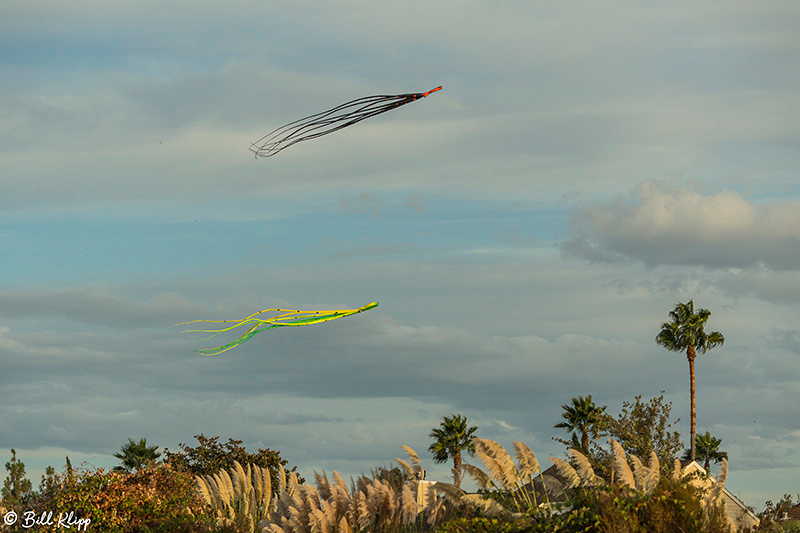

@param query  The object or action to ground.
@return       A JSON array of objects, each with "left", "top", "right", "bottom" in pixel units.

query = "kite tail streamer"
[
  {"left": 177, "top": 302, "right": 378, "bottom": 356},
  {"left": 250, "top": 86, "right": 442, "bottom": 158}
]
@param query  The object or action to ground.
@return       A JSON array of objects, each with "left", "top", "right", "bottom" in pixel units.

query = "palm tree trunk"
[
  {"left": 687, "top": 345, "right": 697, "bottom": 462},
  {"left": 453, "top": 451, "right": 462, "bottom": 489},
  {"left": 581, "top": 429, "right": 590, "bottom": 451}
]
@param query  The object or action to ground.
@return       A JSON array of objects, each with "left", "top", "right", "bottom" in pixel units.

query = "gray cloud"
[{"left": 0, "top": 287, "right": 197, "bottom": 328}]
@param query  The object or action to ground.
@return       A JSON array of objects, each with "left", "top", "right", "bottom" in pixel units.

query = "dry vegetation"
[{"left": 191, "top": 438, "right": 733, "bottom": 533}]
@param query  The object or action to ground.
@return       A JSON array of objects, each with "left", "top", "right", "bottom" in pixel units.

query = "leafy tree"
[
  {"left": 1, "top": 448, "right": 32, "bottom": 507},
  {"left": 656, "top": 299, "right": 724, "bottom": 462},
  {"left": 681, "top": 431, "right": 727, "bottom": 473},
  {"left": 584, "top": 394, "right": 682, "bottom": 479},
  {"left": 759, "top": 493, "right": 800, "bottom": 527},
  {"left": 113, "top": 437, "right": 162, "bottom": 473},
  {"left": 164, "top": 434, "right": 303, "bottom": 489},
  {"left": 65, "top": 455, "right": 75, "bottom": 485},
  {"left": 37, "top": 465, "right": 59, "bottom": 501},
  {"left": 428, "top": 413, "right": 478, "bottom": 488},
  {"left": 554, "top": 395, "right": 607, "bottom": 451}
]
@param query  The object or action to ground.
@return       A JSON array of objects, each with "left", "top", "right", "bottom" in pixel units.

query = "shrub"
[{"left": 45, "top": 463, "right": 214, "bottom": 533}]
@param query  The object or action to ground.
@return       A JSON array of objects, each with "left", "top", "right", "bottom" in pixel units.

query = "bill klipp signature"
[{"left": 3, "top": 509, "right": 91, "bottom": 531}]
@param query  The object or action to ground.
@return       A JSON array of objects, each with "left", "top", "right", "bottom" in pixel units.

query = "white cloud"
[{"left": 563, "top": 182, "right": 800, "bottom": 270}]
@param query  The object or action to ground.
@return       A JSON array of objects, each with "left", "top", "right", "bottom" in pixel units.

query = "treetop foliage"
[{"left": 164, "top": 434, "right": 303, "bottom": 488}]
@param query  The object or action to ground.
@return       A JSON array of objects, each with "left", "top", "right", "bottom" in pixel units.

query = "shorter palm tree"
[
  {"left": 681, "top": 431, "right": 727, "bottom": 473},
  {"left": 554, "top": 395, "right": 607, "bottom": 451},
  {"left": 428, "top": 413, "right": 478, "bottom": 488},
  {"left": 114, "top": 437, "right": 161, "bottom": 473}
]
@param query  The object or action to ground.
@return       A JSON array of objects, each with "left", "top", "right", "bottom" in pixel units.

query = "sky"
[{"left": 1, "top": 0, "right": 799, "bottom": 511}]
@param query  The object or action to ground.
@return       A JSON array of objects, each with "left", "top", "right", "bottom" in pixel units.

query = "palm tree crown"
[
  {"left": 428, "top": 413, "right": 478, "bottom": 488},
  {"left": 113, "top": 437, "right": 161, "bottom": 473},
  {"left": 681, "top": 430, "right": 727, "bottom": 473},
  {"left": 554, "top": 395, "right": 607, "bottom": 451},
  {"left": 656, "top": 300, "right": 724, "bottom": 462}
]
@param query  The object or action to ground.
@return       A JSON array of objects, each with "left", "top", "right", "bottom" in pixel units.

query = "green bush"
[
  {"left": 524, "top": 477, "right": 730, "bottom": 533},
  {"left": 433, "top": 516, "right": 528, "bottom": 533}
]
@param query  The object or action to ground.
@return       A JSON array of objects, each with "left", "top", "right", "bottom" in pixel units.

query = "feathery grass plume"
[
  {"left": 196, "top": 475, "right": 213, "bottom": 504},
  {"left": 474, "top": 449, "right": 506, "bottom": 488},
  {"left": 461, "top": 493, "right": 506, "bottom": 517},
  {"left": 234, "top": 461, "right": 248, "bottom": 497},
  {"left": 648, "top": 451, "right": 660, "bottom": 481},
  {"left": 255, "top": 463, "right": 271, "bottom": 506},
  {"left": 394, "top": 458, "right": 416, "bottom": 479},
  {"left": 425, "top": 495, "right": 447, "bottom": 526},
  {"left": 208, "top": 475, "right": 232, "bottom": 521},
  {"left": 513, "top": 440, "right": 542, "bottom": 508},
  {"left": 401, "top": 483, "right": 417, "bottom": 525},
  {"left": 704, "top": 458, "right": 728, "bottom": 507},
  {"left": 513, "top": 440, "right": 541, "bottom": 478},
  {"left": 277, "top": 463, "right": 287, "bottom": 495},
  {"left": 219, "top": 469, "right": 234, "bottom": 504},
  {"left": 429, "top": 481, "right": 465, "bottom": 504},
  {"left": 629, "top": 454, "right": 659, "bottom": 494},
  {"left": 332, "top": 472, "right": 350, "bottom": 519},
  {"left": 314, "top": 471, "right": 331, "bottom": 501},
  {"left": 288, "top": 471, "right": 299, "bottom": 491},
  {"left": 371, "top": 479, "right": 395, "bottom": 528},
  {"left": 261, "top": 448, "right": 472, "bottom": 533},
  {"left": 475, "top": 438, "right": 521, "bottom": 489},
  {"left": 310, "top": 506, "right": 328, "bottom": 533},
  {"left": 568, "top": 448, "right": 598, "bottom": 486},
  {"left": 472, "top": 438, "right": 545, "bottom": 512},
  {"left": 630, "top": 455, "right": 646, "bottom": 492},
  {"left": 402, "top": 445, "right": 422, "bottom": 468},
  {"left": 317, "top": 497, "right": 334, "bottom": 527},
  {"left": 672, "top": 458, "right": 682, "bottom": 480},
  {"left": 197, "top": 460, "right": 275, "bottom": 531},
  {"left": 641, "top": 451, "right": 660, "bottom": 494},
  {"left": 542, "top": 473, "right": 569, "bottom": 500},
  {"left": 462, "top": 462, "right": 493, "bottom": 490},
  {"left": 355, "top": 484, "right": 371, "bottom": 531},
  {"left": 609, "top": 439, "right": 636, "bottom": 489},
  {"left": 548, "top": 457, "right": 580, "bottom": 489}
]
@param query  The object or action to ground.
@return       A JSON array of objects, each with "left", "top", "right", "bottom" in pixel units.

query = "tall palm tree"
[
  {"left": 113, "top": 437, "right": 161, "bottom": 473},
  {"left": 554, "top": 395, "right": 607, "bottom": 451},
  {"left": 681, "top": 431, "right": 727, "bottom": 472},
  {"left": 656, "top": 300, "right": 724, "bottom": 462},
  {"left": 428, "top": 414, "right": 478, "bottom": 488}
]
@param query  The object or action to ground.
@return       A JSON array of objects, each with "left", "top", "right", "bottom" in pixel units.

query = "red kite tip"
[{"left": 422, "top": 86, "right": 443, "bottom": 97}]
